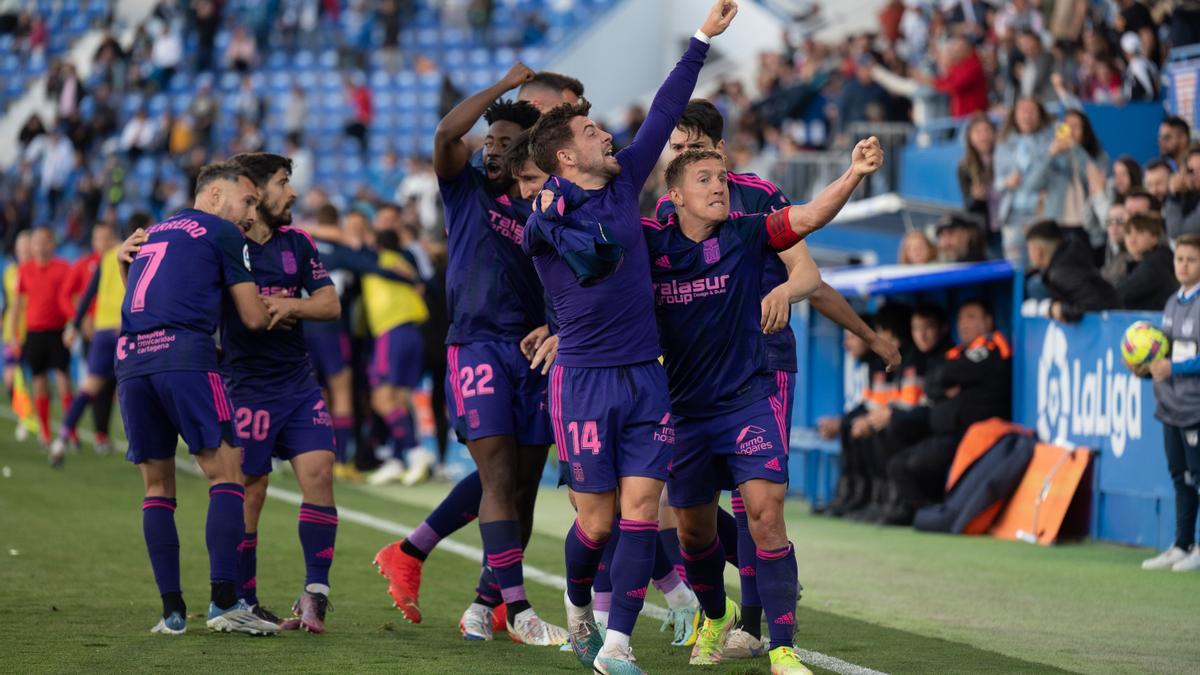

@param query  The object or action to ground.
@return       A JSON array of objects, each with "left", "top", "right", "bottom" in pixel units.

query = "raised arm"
[
  {"left": 433, "top": 63, "right": 534, "bottom": 179},
  {"left": 780, "top": 136, "right": 883, "bottom": 240},
  {"left": 810, "top": 283, "right": 901, "bottom": 372},
  {"left": 617, "top": 0, "right": 736, "bottom": 188}
]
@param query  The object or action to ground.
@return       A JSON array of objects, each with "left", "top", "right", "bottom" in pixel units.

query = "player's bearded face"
[
  {"left": 570, "top": 117, "right": 619, "bottom": 179},
  {"left": 259, "top": 170, "right": 297, "bottom": 228},
  {"left": 677, "top": 160, "right": 730, "bottom": 223},
  {"left": 221, "top": 176, "right": 260, "bottom": 228}
]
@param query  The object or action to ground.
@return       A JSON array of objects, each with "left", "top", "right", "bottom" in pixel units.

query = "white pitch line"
[{"left": 6, "top": 407, "right": 885, "bottom": 675}]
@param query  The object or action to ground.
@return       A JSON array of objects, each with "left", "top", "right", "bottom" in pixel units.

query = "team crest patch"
[
  {"left": 702, "top": 238, "right": 721, "bottom": 264},
  {"left": 281, "top": 251, "right": 297, "bottom": 275}
]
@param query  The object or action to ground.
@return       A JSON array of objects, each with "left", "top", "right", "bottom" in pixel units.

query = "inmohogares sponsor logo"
[
  {"left": 653, "top": 274, "right": 730, "bottom": 305},
  {"left": 1036, "top": 322, "right": 1142, "bottom": 457},
  {"left": 735, "top": 425, "right": 773, "bottom": 455}
]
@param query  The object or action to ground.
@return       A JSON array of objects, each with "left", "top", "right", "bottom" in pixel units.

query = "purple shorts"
[
  {"left": 118, "top": 370, "right": 237, "bottom": 463},
  {"left": 371, "top": 323, "right": 424, "bottom": 389},
  {"left": 446, "top": 341, "right": 552, "bottom": 445},
  {"left": 235, "top": 387, "right": 335, "bottom": 476},
  {"left": 667, "top": 374, "right": 793, "bottom": 509},
  {"left": 306, "top": 323, "right": 350, "bottom": 381},
  {"left": 87, "top": 329, "right": 118, "bottom": 379},
  {"left": 3, "top": 344, "right": 17, "bottom": 366},
  {"left": 777, "top": 370, "right": 795, "bottom": 439},
  {"left": 550, "top": 360, "right": 673, "bottom": 493}
]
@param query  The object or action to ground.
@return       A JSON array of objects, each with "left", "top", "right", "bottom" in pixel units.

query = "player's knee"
[
  {"left": 745, "top": 506, "right": 787, "bottom": 549},
  {"left": 577, "top": 511, "right": 613, "bottom": 543}
]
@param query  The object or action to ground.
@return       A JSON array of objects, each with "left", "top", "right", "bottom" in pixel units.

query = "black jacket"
[
  {"left": 1043, "top": 237, "right": 1119, "bottom": 322},
  {"left": 1118, "top": 244, "right": 1179, "bottom": 311},
  {"left": 930, "top": 331, "right": 1012, "bottom": 436}
]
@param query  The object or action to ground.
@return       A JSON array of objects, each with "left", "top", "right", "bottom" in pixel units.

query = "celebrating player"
[
  {"left": 523, "top": 2, "right": 738, "bottom": 672},
  {"left": 225, "top": 152, "right": 342, "bottom": 633},
  {"left": 652, "top": 140, "right": 882, "bottom": 673},
  {"left": 377, "top": 62, "right": 567, "bottom": 646},
  {"left": 655, "top": 99, "right": 899, "bottom": 658},
  {"left": 116, "top": 160, "right": 277, "bottom": 636}
]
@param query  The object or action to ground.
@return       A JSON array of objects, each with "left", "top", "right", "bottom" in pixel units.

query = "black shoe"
[
  {"left": 250, "top": 603, "right": 283, "bottom": 624},
  {"left": 879, "top": 504, "right": 915, "bottom": 527}
]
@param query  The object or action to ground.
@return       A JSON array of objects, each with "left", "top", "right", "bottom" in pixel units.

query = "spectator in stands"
[
  {"left": 1165, "top": 146, "right": 1200, "bottom": 240},
  {"left": 340, "top": 0, "right": 372, "bottom": 69},
  {"left": 1014, "top": 30, "right": 1056, "bottom": 103},
  {"left": 150, "top": 22, "right": 182, "bottom": 91},
  {"left": 899, "top": 229, "right": 937, "bottom": 265},
  {"left": 923, "top": 35, "right": 988, "bottom": 118},
  {"left": 119, "top": 109, "right": 157, "bottom": 162},
  {"left": 39, "top": 126, "right": 76, "bottom": 222},
  {"left": 1118, "top": 213, "right": 1178, "bottom": 309},
  {"left": 1136, "top": 234, "right": 1200, "bottom": 572},
  {"left": 188, "top": 80, "right": 218, "bottom": 151},
  {"left": 232, "top": 119, "right": 265, "bottom": 155},
  {"left": 283, "top": 82, "right": 307, "bottom": 147},
  {"left": 87, "top": 85, "right": 119, "bottom": 149},
  {"left": 1101, "top": 201, "right": 1133, "bottom": 287},
  {"left": 1120, "top": 31, "right": 1159, "bottom": 102},
  {"left": 224, "top": 26, "right": 258, "bottom": 73},
  {"left": 1159, "top": 117, "right": 1193, "bottom": 173},
  {"left": 838, "top": 55, "right": 893, "bottom": 129},
  {"left": 994, "top": 0, "right": 1045, "bottom": 41},
  {"left": 233, "top": 74, "right": 264, "bottom": 124},
  {"left": 343, "top": 74, "right": 372, "bottom": 155},
  {"left": 396, "top": 156, "right": 439, "bottom": 234},
  {"left": 935, "top": 212, "right": 988, "bottom": 262},
  {"left": 1168, "top": 1, "right": 1200, "bottom": 50},
  {"left": 1026, "top": 220, "right": 1119, "bottom": 322},
  {"left": 1115, "top": 0, "right": 1158, "bottom": 61},
  {"left": 1111, "top": 155, "right": 1143, "bottom": 202},
  {"left": 370, "top": 149, "right": 405, "bottom": 203},
  {"left": 995, "top": 97, "right": 1056, "bottom": 261},
  {"left": 881, "top": 300, "right": 1011, "bottom": 526},
  {"left": 1125, "top": 188, "right": 1159, "bottom": 216},
  {"left": 1046, "top": 108, "right": 1109, "bottom": 244},
  {"left": 56, "top": 63, "right": 82, "bottom": 121},
  {"left": 192, "top": 0, "right": 220, "bottom": 72},
  {"left": 284, "top": 137, "right": 314, "bottom": 197},
  {"left": 958, "top": 113, "right": 996, "bottom": 229},
  {"left": 1144, "top": 160, "right": 1171, "bottom": 205},
  {"left": 17, "top": 114, "right": 45, "bottom": 156}
]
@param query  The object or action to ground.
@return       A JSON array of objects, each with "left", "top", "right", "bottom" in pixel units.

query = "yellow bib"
[
  {"left": 361, "top": 249, "right": 428, "bottom": 336},
  {"left": 94, "top": 249, "right": 124, "bottom": 331},
  {"left": 2, "top": 265, "right": 19, "bottom": 343}
]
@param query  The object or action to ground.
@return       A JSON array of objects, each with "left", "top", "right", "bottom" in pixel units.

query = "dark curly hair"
[{"left": 484, "top": 99, "right": 540, "bottom": 130}]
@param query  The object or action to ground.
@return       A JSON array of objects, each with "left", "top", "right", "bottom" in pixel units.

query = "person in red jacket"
[
  {"left": 923, "top": 36, "right": 988, "bottom": 118},
  {"left": 6, "top": 227, "right": 73, "bottom": 452}
]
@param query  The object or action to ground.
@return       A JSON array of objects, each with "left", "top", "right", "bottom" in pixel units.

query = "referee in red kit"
[{"left": 6, "top": 227, "right": 73, "bottom": 456}]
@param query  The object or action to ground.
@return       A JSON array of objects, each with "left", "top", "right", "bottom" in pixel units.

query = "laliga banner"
[{"left": 1018, "top": 314, "right": 1174, "bottom": 548}]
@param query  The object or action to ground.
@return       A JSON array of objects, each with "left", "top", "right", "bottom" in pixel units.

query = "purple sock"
[
  {"left": 142, "top": 497, "right": 180, "bottom": 596},
  {"left": 650, "top": 531, "right": 675, "bottom": 584},
  {"left": 298, "top": 503, "right": 338, "bottom": 587},
  {"left": 564, "top": 519, "right": 606, "bottom": 607},
  {"left": 237, "top": 532, "right": 258, "bottom": 604},
  {"left": 658, "top": 527, "right": 688, "bottom": 586},
  {"left": 607, "top": 518, "right": 657, "bottom": 636},
  {"left": 386, "top": 407, "right": 416, "bottom": 451},
  {"left": 474, "top": 565, "right": 501, "bottom": 607},
  {"left": 757, "top": 544, "right": 799, "bottom": 649},
  {"left": 717, "top": 506, "right": 739, "bottom": 565},
  {"left": 332, "top": 415, "right": 353, "bottom": 463},
  {"left": 682, "top": 536, "right": 727, "bottom": 619},
  {"left": 594, "top": 525, "right": 618, "bottom": 594},
  {"left": 732, "top": 492, "right": 760, "bottom": 608},
  {"left": 60, "top": 391, "right": 93, "bottom": 437},
  {"left": 480, "top": 520, "right": 526, "bottom": 612},
  {"left": 424, "top": 471, "right": 481, "bottom": 542},
  {"left": 402, "top": 473, "right": 482, "bottom": 562},
  {"left": 206, "top": 483, "right": 245, "bottom": 587}
]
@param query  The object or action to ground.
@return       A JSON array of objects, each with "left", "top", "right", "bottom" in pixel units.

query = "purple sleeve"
[
  {"left": 616, "top": 37, "right": 710, "bottom": 190},
  {"left": 214, "top": 225, "right": 255, "bottom": 287}
]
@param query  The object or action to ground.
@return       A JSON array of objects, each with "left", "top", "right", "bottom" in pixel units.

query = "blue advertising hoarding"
[{"left": 1016, "top": 313, "right": 1174, "bottom": 549}]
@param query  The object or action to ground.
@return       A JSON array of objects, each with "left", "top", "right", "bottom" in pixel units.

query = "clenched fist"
[{"left": 850, "top": 136, "right": 884, "bottom": 178}]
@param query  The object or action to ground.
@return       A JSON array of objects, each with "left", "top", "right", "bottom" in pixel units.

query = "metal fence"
[{"left": 770, "top": 121, "right": 912, "bottom": 203}]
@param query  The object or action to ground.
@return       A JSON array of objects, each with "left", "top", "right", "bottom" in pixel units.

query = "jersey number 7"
[{"left": 130, "top": 242, "right": 169, "bottom": 313}]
